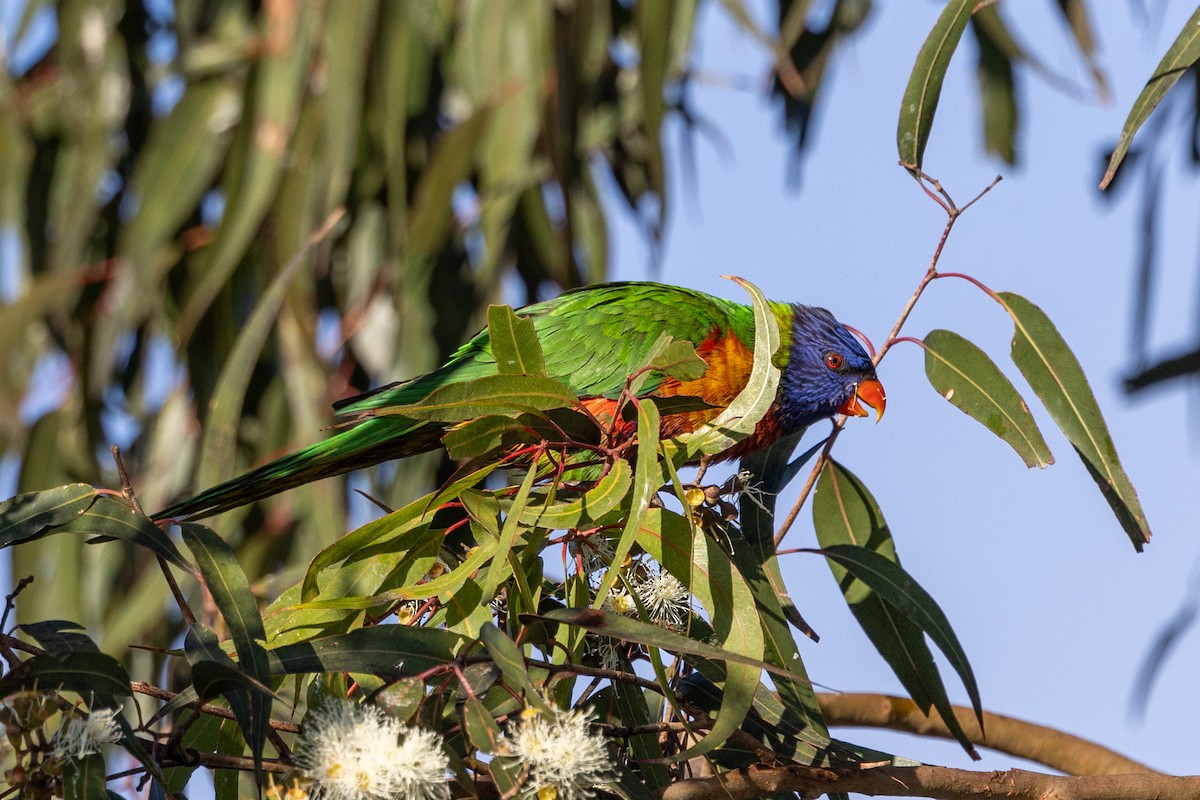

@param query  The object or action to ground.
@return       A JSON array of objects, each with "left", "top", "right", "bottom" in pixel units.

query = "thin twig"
[
  {"left": 112, "top": 446, "right": 197, "bottom": 625},
  {"left": 773, "top": 173, "right": 1002, "bottom": 547}
]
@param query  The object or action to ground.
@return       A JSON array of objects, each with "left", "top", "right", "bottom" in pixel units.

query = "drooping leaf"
[
  {"left": 63, "top": 752, "right": 108, "bottom": 800},
  {"left": 922, "top": 329, "right": 1053, "bottom": 469},
  {"left": 183, "top": 625, "right": 260, "bottom": 771},
  {"left": 635, "top": 506, "right": 761, "bottom": 760},
  {"left": 812, "top": 460, "right": 979, "bottom": 759},
  {"left": 814, "top": 544, "right": 982, "bottom": 731},
  {"left": 0, "top": 652, "right": 131, "bottom": 708},
  {"left": 478, "top": 623, "right": 549, "bottom": 711},
  {"left": 181, "top": 524, "right": 272, "bottom": 774},
  {"left": 531, "top": 607, "right": 806, "bottom": 682},
  {"left": 734, "top": 431, "right": 832, "bottom": 753},
  {"left": 377, "top": 374, "right": 579, "bottom": 423},
  {"left": 519, "top": 458, "right": 632, "bottom": 530},
  {"left": 488, "top": 304, "right": 546, "bottom": 376},
  {"left": 997, "top": 292, "right": 1152, "bottom": 549},
  {"left": 669, "top": 276, "right": 780, "bottom": 458},
  {"left": 267, "top": 625, "right": 462, "bottom": 676},
  {"left": 0, "top": 484, "right": 96, "bottom": 548},
  {"left": 17, "top": 621, "right": 99, "bottom": 655},
  {"left": 56, "top": 496, "right": 195, "bottom": 573},
  {"left": 1101, "top": 6, "right": 1200, "bottom": 189},
  {"left": 897, "top": 0, "right": 975, "bottom": 170},
  {"left": 592, "top": 400, "right": 660, "bottom": 607}
]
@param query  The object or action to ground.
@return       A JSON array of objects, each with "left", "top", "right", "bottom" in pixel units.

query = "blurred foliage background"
[{"left": 0, "top": 0, "right": 1144, "bottom": 680}]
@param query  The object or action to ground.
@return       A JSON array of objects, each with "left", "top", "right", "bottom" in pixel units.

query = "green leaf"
[
  {"left": 997, "top": 293, "right": 1152, "bottom": 550},
  {"left": 1101, "top": 6, "right": 1200, "bottom": 189},
  {"left": 815, "top": 544, "right": 982, "bottom": 731},
  {"left": 812, "top": 460, "right": 979, "bottom": 759},
  {"left": 17, "top": 621, "right": 99, "bottom": 655},
  {"left": 181, "top": 524, "right": 272, "bottom": 774},
  {"left": 0, "top": 652, "right": 131, "bottom": 707},
  {"left": 670, "top": 276, "right": 780, "bottom": 457},
  {"left": 592, "top": 400, "right": 660, "bottom": 607},
  {"left": 532, "top": 607, "right": 806, "bottom": 682},
  {"left": 183, "top": 625, "right": 261, "bottom": 773},
  {"left": 973, "top": 19, "right": 1018, "bottom": 165},
  {"left": 479, "top": 463, "right": 537, "bottom": 601},
  {"left": 443, "top": 415, "right": 527, "bottom": 460},
  {"left": 478, "top": 623, "right": 549, "bottom": 711},
  {"left": 461, "top": 694, "right": 503, "bottom": 754},
  {"left": 897, "top": 0, "right": 974, "bottom": 170},
  {"left": 267, "top": 625, "right": 462, "bottom": 676},
  {"left": 377, "top": 374, "right": 579, "bottom": 423},
  {"left": 0, "top": 484, "right": 96, "bottom": 548},
  {"left": 1054, "top": 0, "right": 1109, "bottom": 99},
  {"left": 488, "top": 304, "right": 546, "bottom": 376},
  {"left": 923, "top": 329, "right": 1053, "bottom": 469},
  {"left": 635, "top": 507, "right": 761, "bottom": 761},
  {"left": 63, "top": 752, "right": 108, "bottom": 800},
  {"left": 734, "top": 433, "right": 833, "bottom": 759},
  {"left": 519, "top": 458, "right": 633, "bottom": 529},
  {"left": 645, "top": 337, "right": 708, "bottom": 382},
  {"left": 55, "top": 496, "right": 196, "bottom": 573}
]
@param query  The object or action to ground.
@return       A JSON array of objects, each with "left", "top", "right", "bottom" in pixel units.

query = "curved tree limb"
[
  {"left": 661, "top": 764, "right": 1200, "bottom": 800},
  {"left": 817, "top": 692, "right": 1155, "bottom": 776}
]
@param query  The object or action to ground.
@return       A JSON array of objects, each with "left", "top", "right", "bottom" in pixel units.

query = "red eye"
[{"left": 825, "top": 353, "right": 843, "bottom": 370}]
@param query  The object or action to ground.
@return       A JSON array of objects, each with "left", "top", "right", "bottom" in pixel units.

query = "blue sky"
[{"left": 601, "top": 0, "right": 1200, "bottom": 782}]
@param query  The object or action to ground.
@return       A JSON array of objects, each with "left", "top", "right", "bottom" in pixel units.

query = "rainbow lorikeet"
[{"left": 153, "top": 282, "right": 884, "bottom": 520}]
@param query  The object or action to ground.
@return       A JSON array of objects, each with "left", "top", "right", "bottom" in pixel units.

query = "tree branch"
[
  {"left": 817, "top": 692, "right": 1154, "bottom": 777},
  {"left": 661, "top": 764, "right": 1200, "bottom": 800}
]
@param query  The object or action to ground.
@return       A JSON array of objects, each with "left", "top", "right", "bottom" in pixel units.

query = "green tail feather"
[{"left": 152, "top": 418, "right": 440, "bottom": 521}]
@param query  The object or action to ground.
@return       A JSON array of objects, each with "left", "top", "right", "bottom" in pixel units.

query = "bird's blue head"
[{"left": 776, "top": 305, "right": 885, "bottom": 432}]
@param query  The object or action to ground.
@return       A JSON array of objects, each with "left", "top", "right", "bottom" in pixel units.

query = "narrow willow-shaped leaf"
[
  {"left": 1100, "top": 6, "right": 1200, "bottom": 189},
  {"left": 56, "top": 495, "right": 195, "bottom": 573},
  {"left": 812, "top": 460, "right": 979, "bottom": 759},
  {"left": 0, "top": 484, "right": 96, "bottom": 548},
  {"left": 1054, "top": 0, "right": 1109, "bottom": 99},
  {"left": 997, "top": 293, "right": 1152, "bottom": 549},
  {"left": 408, "top": 104, "right": 494, "bottom": 260},
  {"left": 533, "top": 607, "right": 805, "bottom": 681},
  {"left": 973, "top": 19, "right": 1018, "bottom": 165},
  {"left": 645, "top": 337, "right": 708, "bottom": 382},
  {"left": 17, "top": 621, "right": 99, "bottom": 655},
  {"left": 636, "top": 506, "right": 761, "bottom": 760},
  {"left": 479, "top": 463, "right": 536, "bottom": 601},
  {"left": 267, "top": 625, "right": 461, "bottom": 676},
  {"left": 378, "top": 374, "right": 578, "bottom": 423},
  {"left": 488, "top": 304, "right": 546, "bottom": 376},
  {"left": 478, "top": 623, "right": 550, "bottom": 711},
  {"left": 897, "top": 0, "right": 974, "bottom": 169},
  {"left": 592, "top": 400, "right": 660, "bottom": 607},
  {"left": 519, "top": 459, "right": 632, "bottom": 529},
  {"left": 923, "top": 329, "right": 1053, "bottom": 468},
  {"left": 300, "top": 471, "right": 484, "bottom": 601},
  {"left": 443, "top": 415, "right": 526, "bottom": 459},
  {"left": 672, "top": 275, "right": 780, "bottom": 458},
  {"left": 181, "top": 524, "right": 272, "bottom": 773},
  {"left": 63, "top": 752, "right": 108, "bottom": 800},
  {"left": 0, "top": 652, "right": 131, "bottom": 707},
  {"left": 183, "top": 625, "right": 260, "bottom": 771},
  {"left": 816, "top": 544, "right": 982, "bottom": 729}
]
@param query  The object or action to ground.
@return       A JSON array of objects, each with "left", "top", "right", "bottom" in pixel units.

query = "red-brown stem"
[{"left": 773, "top": 173, "right": 1002, "bottom": 547}]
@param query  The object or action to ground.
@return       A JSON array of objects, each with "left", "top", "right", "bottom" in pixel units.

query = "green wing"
[{"left": 337, "top": 282, "right": 760, "bottom": 416}]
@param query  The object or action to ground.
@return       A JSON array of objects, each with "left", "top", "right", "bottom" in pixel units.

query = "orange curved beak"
[{"left": 838, "top": 378, "right": 886, "bottom": 422}]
